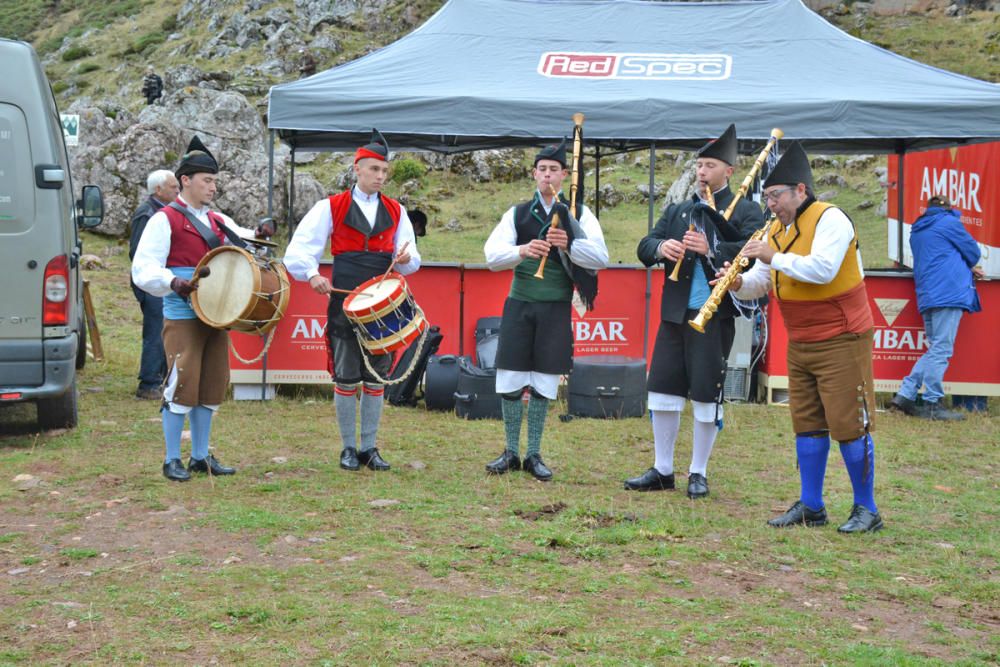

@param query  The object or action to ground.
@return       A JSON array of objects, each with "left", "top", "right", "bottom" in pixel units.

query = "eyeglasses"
[{"left": 763, "top": 186, "right": 795, "bottom": 202}]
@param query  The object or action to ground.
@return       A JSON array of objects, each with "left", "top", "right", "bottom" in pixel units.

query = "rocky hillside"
[{"left": 2, "top": 0, "right": 998, "bottom": 244}]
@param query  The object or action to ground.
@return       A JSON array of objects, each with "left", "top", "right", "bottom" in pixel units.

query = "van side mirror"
[{"left": 78, "top": 185, "right": 104, "bottom": 229}]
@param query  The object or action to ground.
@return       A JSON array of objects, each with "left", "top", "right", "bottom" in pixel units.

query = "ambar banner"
[{"left": 888, "top": 142, "right": 999, "bottom": 276}]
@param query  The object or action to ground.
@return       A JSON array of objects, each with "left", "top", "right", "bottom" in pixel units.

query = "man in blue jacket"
[{"left": 891, "top": 195, "right": 983, "bottom": 421}]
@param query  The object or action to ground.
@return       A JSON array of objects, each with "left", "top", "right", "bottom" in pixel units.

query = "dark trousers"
[{"left": 133, "top": 285, "right": 166, "bottom": 389}]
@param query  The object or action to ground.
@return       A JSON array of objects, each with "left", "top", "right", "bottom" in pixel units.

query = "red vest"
[
  {"left": 163, "top": 202, "right": 228, "bottom": 268},
  {"left": 328, "top": 190, "right": 401, "bottom": 255}
]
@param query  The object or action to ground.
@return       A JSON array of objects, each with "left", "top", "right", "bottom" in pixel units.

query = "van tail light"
[{"left": 43, "top": 255, "right": 69, "bottom": 326}]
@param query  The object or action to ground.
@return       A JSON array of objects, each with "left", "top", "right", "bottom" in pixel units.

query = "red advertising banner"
[
  {"left": 231, "top": 264, "right": 658, "bottom": 384},
  {"left": 760, "top": 274, "right": 999, "bottom": 398},
  {"left": 888, "top": 143, "right": 998, "bottom": 276}
]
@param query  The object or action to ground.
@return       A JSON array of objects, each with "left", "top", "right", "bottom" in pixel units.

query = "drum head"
[
  {"left": 195, "top": 247, "right": 257, "bottom": 327},
  {"left": 344, "top": 276, "right": 402, "bottom": 314}
]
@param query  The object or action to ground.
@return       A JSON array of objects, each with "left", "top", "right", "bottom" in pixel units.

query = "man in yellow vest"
[{"left": 726, "top": 141, "right": 883, "bottom": 533}]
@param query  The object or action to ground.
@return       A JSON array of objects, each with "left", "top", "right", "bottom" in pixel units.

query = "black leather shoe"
[
  {"left": 135, "top": 386, "right": 162, "bottom": 400},
  {"left": 916, "top": 402, "right": 966, "bottom": 421},
  {"left": 767, "top": 500, "right": 828, "bottom": 528},
  {"left": 340, "top": 447, "right": 360, "bottom": 471},
  {"left": 162, "top": 458, "right": 190, "bottom": 482},
  {"left": 687, "top": 472, "right": 709, "bottom": 499},
  {"left": 837, "top": 504, "right": 884, "bottom": 533},
  {"left": 357, "top": 447, "right": 390, "bottom": 471},
  {"left": 889, "top": 393, "right": 918, "bottom": 416},
  {"left": 623, "top": 467, "right": 675, "bottom": 491},
  {"left": 187, "top": 454, "right": 235, "bottom": 475},
  {"left": 485, "top": 450, "right": 520, "bottom": 475},
  {"left": 522, "top": 453, "right": 552, "bottom": 481}
]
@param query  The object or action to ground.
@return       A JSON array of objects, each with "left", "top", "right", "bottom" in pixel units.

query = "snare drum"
[
  {"left": 191, "top": 245, "right": 290, "bottom": 335},
  {"left": 342, "top": 273, "right": 426, "bottom": 355}
]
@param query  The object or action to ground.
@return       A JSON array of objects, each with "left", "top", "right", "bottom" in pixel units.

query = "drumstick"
[{"left": 377, "top": 240, "right": 410, "bottom": 286}]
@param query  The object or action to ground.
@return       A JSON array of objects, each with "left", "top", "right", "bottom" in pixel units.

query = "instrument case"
[
  {"left": 454, "top": 357, "right": 502, "bottom": 420},
  {"left": 423, "top": 354, "right": 471, "bottom": 411},
  {"left": 567, "top": 355, "right": 647, "bottom": 418}
]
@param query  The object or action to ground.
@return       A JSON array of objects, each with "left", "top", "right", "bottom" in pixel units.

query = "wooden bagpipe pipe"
[{"left": 534, "top": 112, "right": 585, "bottom": 279}]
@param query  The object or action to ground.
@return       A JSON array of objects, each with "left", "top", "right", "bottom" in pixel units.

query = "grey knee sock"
[
  {"left": 359, "top": 384, "right": 384, "bottom": 452},
  {"left": 526, "top": 395, "right": 548, "bottom": 458},
  {"left": 334, "top": 385, "right": 358, "bottom": 450},
  {"left": 501, "top": 396, "right": 523, "bottom": 456}
]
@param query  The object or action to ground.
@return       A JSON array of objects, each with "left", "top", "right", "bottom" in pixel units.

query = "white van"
[{"left": 0, "top": 38, "right": 104, "bottom": 430}]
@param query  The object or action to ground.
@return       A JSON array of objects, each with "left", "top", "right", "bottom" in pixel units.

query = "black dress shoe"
[
  {"left": 485, "top": 450, "right": 520, "bottom": 475},
  {"left": 686, "top": 472, "right": 709, "bottom": 499},
  {"left": 188, "top": 454, "right": 235, "bottom": 475},
  {"left": 889, "top": 393, "right": 918, "bottom": 416},
  {"left": 340, "top": 447, "right": 360, "bottom": 471},
  {"left": 162, "top": 458, "right": 190, "bottom": 482},
  {"left": 767, "top": 500, "right": 828, "bottom": 528},
  {"left": 357, "top": 447, "right": 390, "bottom": 471},
  {"left": 623, "top": 467, "right": 675, "bottom": 491},
  {"left": 522, "top": 453, "right": 552, "bottom": 481},
  {"left": 837, "top": 504, "right": 884, "bottom": 533}
]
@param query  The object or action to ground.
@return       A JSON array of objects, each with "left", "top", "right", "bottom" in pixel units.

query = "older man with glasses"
[{"left": 725, "top": 141, "right": 884, "bottom": 534}]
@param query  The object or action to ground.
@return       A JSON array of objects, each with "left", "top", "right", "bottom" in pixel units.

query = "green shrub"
[
  {"left": 125, "top": 31, "right": 166, "bottom": 55},
  {"left": 52, "top": 81, "right": 70, "bottom": 94},
  {"left": 76, "top": 62, "right": 101, "bottom": 74},
  {"left": 161, "top": 14, "right": 178, "bottom": 32},
  {"left": 391, "top": 158, "right": 425, "bottom": 183},
  {"left": 61, "top": 45, "right": 92, "bottom": 62}
]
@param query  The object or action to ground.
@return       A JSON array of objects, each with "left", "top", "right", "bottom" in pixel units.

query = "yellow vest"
[{"left": 769, "top": 201, "right": 864, "bottom": 301}]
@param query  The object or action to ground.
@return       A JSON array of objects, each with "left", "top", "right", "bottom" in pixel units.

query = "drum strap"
[{"left": 167, "top": 202, "right": 248, "bottom": 251}]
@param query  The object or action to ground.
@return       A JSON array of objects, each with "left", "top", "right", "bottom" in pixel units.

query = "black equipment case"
[
  {"left": 474, "top": 316, "right": 502, "bottom": 369},
  {"left": 454, "top": 357, "right": 502, "bottom": 420},
  {"left": 385, "top": 326, "right": 443, "bottom": 407},
  {"left": 424, "top": 354, "right": 471, "bottom": 411},
  {"left": 567, "top": 355, "right": 647, "bottom": 418}
]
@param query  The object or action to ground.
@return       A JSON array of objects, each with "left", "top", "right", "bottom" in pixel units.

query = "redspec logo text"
[
  {"left": 291, "top": 318, "right": 326, "bottom": 339},
  {"left": 873, "top": 328, "right": 928, "bottom": 352},
  {"left": 919, "top": 167, "right": 983, "bottom": 212},
  {"left": 538, "top": 52, "right": 731, "bottom": 80}
]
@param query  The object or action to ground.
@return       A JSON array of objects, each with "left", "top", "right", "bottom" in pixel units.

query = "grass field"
[{"left": 1, "top": 233, "right": 997, "bottom": 665}]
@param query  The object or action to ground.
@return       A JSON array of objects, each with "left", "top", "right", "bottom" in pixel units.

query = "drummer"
[
  {"left": 284, "top": 129, "right": 421, "bottom": 473},
  {"left": 132, "top": 136, "right": 273, "bottom": 482}
]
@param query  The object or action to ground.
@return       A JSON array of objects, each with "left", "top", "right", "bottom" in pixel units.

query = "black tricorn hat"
[
  {"left": 534, "top": 137, "right": 568, "bottom": 168},
  {"left": 355, "top": 127, "right": 389, "bottom": 163},
  {"left": 763, "top": 141, "right": 814, "bottom": 191},
  {"left": 175, "top": 136, "right": 219, "bottom": 179},
  {"left": 697, "top": 124, "right": 737, "bottom": 165}
]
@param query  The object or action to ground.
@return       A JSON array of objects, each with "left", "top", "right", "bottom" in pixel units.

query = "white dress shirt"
[
  {"left": 484, "top": 192, "right": 608, "bottom": 272},
  {"left": 131, "top": 196, "right": 254, "bottom": 297},
  {"left": 734, "top": 206, "right": 864, "bottom": 300},
  {"left": 283, "top": 186, "right": 420, "bottom": 281}
]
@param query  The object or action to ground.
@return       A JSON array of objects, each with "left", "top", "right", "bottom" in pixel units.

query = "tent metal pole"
[
  {"left": 644, "top": 142, "right": 656, "bottom": 360},
  {"left": 267, "top": 130, "right": 275, "bottom": 221},
  {"left": 289, "top": 146, "right": 296, "bottom": 234},
  {"left": 263, "top": 129, "right": 276, "bottom": 401},
  {"left": 896, "top": 143, "right": 905, "bottom": 267},
  {"left": 594, "top": 144, "right": 601, "bottom": 219}
]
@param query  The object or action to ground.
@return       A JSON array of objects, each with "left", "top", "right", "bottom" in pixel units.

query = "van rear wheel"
[{"left": 37, "top": 379, "right": 78, "bottom": 430}]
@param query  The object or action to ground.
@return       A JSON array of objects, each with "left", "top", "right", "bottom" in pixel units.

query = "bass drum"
[{"left": 191, "top": 245, "right": 290, "bottom": 335}]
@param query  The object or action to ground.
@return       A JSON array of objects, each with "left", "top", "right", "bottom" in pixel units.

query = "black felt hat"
[
  {"left": 697, "top": 124, "right": 737, "bottom": 165},
  {"left": 355, "top": 128, "right": 389, "bottom": 163},
  {"left": 175, "top": 135, "right": 218, "bottom": 179},
  {"left": 534, "top": 137, "right": 568, "bottom": 167},
  {"left": 763, "top": 141, "right": 814, "bottom": 191}
]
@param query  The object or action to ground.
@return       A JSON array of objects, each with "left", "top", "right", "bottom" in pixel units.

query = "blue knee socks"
[
  {"left": 189, "top": 405, "right": 214, "bottom": 461},
  {"left": 839, "top": 434, "right": 877, "bottom": 513},
  {"left": 162, "top": 409, "right": 186, "bottom": 463},
  {"left": 796, "top": 432, "right": 830, "bottom": 510}
]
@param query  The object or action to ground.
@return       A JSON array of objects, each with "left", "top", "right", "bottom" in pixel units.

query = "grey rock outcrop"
[{"left": 66, "top": 86, "right": 289, "bottom": 238}]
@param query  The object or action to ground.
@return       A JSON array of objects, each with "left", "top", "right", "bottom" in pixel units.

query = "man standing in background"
[{"left": 128, "top": 169, "right": 178, "bottom": 400}]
